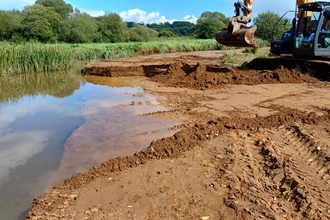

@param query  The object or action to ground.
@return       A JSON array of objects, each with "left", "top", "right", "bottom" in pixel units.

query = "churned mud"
[{"left": 27, "top": 50, "right": 330, "bottom": 219}]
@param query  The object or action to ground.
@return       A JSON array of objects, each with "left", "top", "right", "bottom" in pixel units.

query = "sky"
[{"left": 0, "top": 0, "right": 316, "bottom": 24}]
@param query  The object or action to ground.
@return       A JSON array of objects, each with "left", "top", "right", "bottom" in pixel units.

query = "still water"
[{"left": 0, "top": 73, "right": 177, "bottom": 220}]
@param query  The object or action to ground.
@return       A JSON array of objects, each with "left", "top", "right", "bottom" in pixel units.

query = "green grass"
[
  {"left": 0, "top": 42, "right": 74, "bottom": 76},
  {"left": 0, "top": 38, "right": 269, "bottom": 76},
  {"left": 222, "top": 47, "right": 270, "bottom": 67}
]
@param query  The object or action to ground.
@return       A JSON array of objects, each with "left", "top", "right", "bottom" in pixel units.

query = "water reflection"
[
  {"left": 0, "top": 74, "right": 178, "bottom": 220},
  {"left": 49, "top": 76, "right": 178, "bottom": 183},
  {"left": 0, "top": 71, "right": 82, "bottom": 105},
  {"left": 0, "top": 72, "right": 84, "bottom": 220}
]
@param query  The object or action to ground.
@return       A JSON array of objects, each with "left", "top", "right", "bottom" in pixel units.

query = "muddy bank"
[{"left": 27, "top": 51, "right": 330, "bottom": 219}]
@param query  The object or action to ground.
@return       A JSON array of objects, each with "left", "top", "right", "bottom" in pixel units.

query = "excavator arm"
[
  {"left": 216, "top": 0, "right": 257, "bottom": 47},
  {"left": 230, "top": 0, "right": 253, "bottom": 33}
]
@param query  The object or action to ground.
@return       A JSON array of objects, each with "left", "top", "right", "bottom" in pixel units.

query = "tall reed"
[
  {"left": 0, "top": 43, "right": 74, "bottom": 76},
  {"left": 0, "top": 38, "right": 268, "bottom": 76}
]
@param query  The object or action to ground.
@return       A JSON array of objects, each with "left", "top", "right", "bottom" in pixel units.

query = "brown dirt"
[{"left": 27, "top": 51, "right": 330, "bottom": 219}]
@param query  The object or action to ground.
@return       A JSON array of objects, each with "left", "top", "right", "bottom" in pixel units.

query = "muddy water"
[{"left": 0, "top": 75, "right": 177, "bottom": 220}]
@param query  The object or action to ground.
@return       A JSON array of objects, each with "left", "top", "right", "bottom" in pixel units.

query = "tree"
[
  {"left": 20, "top": 4, "right": 62, "bottom": 42},
  {"left": 97, "top": 13, "right": 127, "bottom": 43},
  {"left": 253, "top": 11, "right": 292, "bottom": 42},
  {"left": 61, "top": 11, "right": 99, "bottom": 43},
  {"left": 195, "top": 12, "right": 226, "bottom": 39},
  {"left": 199, "top": 11, "right": 228, "bottom": 25},
  {"left": 127, "top": 23, "right": 158, "bottom": 42},
  {"left": 171, "top": 21, "right": 195, "bottom": 36},
  {"left": 146, "top": 21, "right": 195, "bottom": 37},
  {"left": 0, "top": 10, "right": 22, "bottom": 41},
  {"left": 158, "top": 29, "right": 176, "bottom": 38},
  {"left": 35, "top": 0, "right": 73, "bottom": 19}
]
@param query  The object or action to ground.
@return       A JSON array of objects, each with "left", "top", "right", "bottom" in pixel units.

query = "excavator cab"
[
  {"left": 216, "top": 0, "right": 258, "bottom": 48},
  {"left": 293, "top": 2, "right": 330, "bottom": 56},
  {"left": 272, "top": 2, "right": 330, "bottom": 56}
]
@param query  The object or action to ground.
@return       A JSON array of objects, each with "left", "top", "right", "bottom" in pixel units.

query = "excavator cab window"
[
  {"left": 295, "top": 10, "right": 321, "bottom": 49},
  {"left": 317, "top": 9, "right": 330, "bottom": 49}
]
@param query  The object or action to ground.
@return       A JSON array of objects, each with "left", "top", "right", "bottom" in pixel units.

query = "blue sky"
[{"left": 0, "top": 0, "right": 312, "bottom": 24}]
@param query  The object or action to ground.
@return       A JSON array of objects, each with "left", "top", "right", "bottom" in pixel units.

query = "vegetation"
[
  {"left": 19, "top": 4, "right": 62, "bottom": 43},
  {"left": 35, "top": 0, "right": 73, "bottom": 19},
  {"left": 0, "top": 42, "right": 73, "bottom": 76},
  {"left": 0, "top": 0, "right": 287, "bottom": 45},
  {"left": 61, "top": 10, "right": 99, "bottom": 43},
  {"left": 221, "top": 48, "right": 269, "bottom": 67},
  {"left": 0, "top": 0, "right": 286, "bottom": 76},
  {"left": 253, "top": 11, "right": 292, "bottom": 42},
  {"left": 127, "top": 23, "right": 158, "bottom": 42},
  {"left": 195, "top": 12, "right": 227, "bottom": 39},
  {"left": 0, "top": 39, "right": 225, "bottom": 76},
  {"left": 146, "top": 21, "right": 195, "bottom": 36},
  {"left": 158, "top": 30, "right": 176, "bottom": 38}
]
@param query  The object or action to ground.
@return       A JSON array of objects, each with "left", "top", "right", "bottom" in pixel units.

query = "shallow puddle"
[{"left": 0, "top": 75, "right": 177, "bottom": 220}]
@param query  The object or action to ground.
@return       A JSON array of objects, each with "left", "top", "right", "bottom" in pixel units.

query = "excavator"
[{"left": 216, "top": 0, "right": 330, "bottom": 58}]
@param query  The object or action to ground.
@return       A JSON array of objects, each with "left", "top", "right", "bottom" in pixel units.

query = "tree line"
[{"left": 0, "top": 0, "right": 291, "bottom": 44}]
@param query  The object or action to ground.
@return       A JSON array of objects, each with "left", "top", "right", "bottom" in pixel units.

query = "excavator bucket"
[{"left": 216, "top": 25, "right": 258, "bottom": 48}]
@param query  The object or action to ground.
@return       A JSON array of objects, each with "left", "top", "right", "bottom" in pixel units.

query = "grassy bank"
[{"left": 0, "top": 38, "right": 269, "bottom": 76}]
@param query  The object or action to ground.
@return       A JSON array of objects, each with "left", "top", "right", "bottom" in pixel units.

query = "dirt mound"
[
  {"left": 150, "top": 62, "right": 318, "bottom": 89},
  {"left": 83, "top": 53, "right": 319, "bottom": 89}
]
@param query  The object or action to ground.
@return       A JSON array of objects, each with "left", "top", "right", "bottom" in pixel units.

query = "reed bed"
[
  {"left": 0, "top": 43, "right": 74, "bottom": 76},
  {"left": 0, "top": 38, "right": 269, "bottom": 76},
  {"left": 71, "top": 39, "right": 224, "bottom": 61}
]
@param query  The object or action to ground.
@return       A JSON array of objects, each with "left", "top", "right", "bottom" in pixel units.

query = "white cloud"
[
  {"left": 119, "top": 8, "right": 198, "bottom": 24},
  {"left": 0, "top": 130, "right": 51, "bottom": 189},
  {"left": 0, "top": 95, "right": 81, "bottom": 189},
  {"left": 119, "top": 8, "right": 168, "bottom": 24},
  {"left": 183, "top": 15, "right": 197, "bottom": 24}
]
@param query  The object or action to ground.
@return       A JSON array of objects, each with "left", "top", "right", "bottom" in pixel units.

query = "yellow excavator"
[{"left": 216, "top": 0, "right": 330, "bottom": 58}]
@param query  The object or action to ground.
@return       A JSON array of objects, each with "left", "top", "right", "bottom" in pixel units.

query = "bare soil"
[{"left": 27, "top": 51, "right": 330, "bottom": 219}]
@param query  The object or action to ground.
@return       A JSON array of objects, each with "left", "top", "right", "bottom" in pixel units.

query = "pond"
[{"left": 0, "top": 72, "right": 178, "bottom": 220}]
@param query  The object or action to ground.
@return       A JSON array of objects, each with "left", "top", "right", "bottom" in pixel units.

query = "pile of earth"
[{"left": 149, "top": 62, "right": 318, "bottom": 89}]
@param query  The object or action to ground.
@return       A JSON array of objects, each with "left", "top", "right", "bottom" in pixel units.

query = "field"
[{"left": 25, "top": 49, "right": 330, "bottom": 220}]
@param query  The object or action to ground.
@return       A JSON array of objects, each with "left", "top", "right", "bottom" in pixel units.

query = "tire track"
[{"left": 264, "top": 125, "right": 330, "bottom": 218}]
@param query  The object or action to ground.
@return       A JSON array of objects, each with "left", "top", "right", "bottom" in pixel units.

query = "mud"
[{"left": 27, "top": 51, "right": 330, "bottom": 219}]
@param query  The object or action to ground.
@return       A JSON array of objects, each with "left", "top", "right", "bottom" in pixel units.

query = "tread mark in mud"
[{"left": 267, "top": 125, "right": 330, "bottom": 216}]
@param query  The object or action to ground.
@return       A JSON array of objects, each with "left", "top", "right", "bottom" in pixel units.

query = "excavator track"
[{"left": 244, "top": 56, "right": 330, "bottom": 80}]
